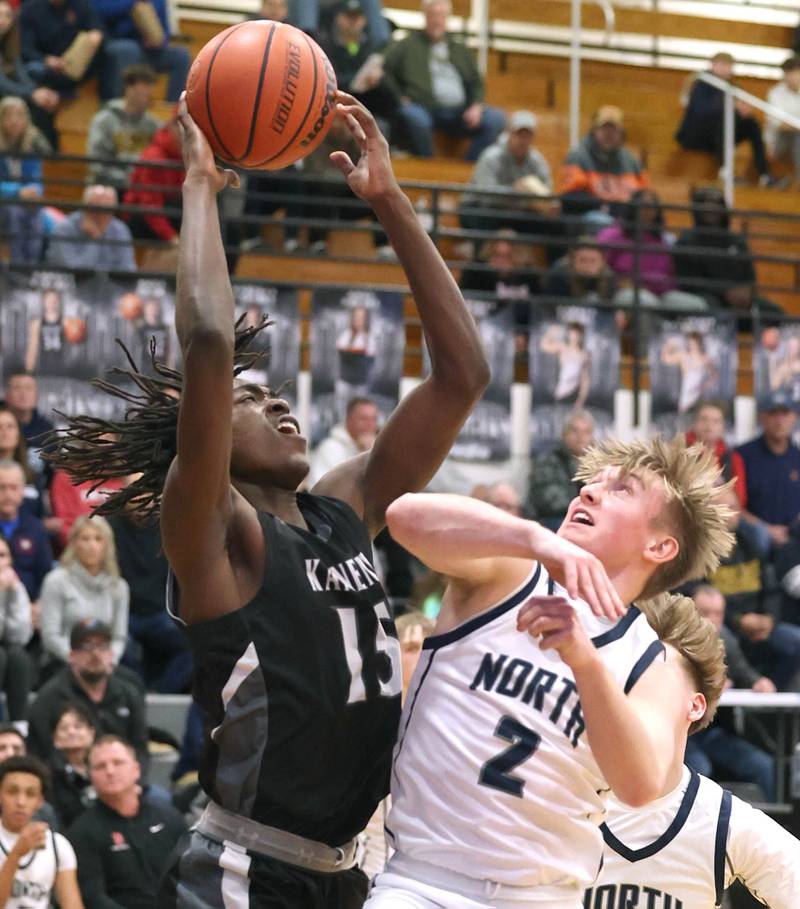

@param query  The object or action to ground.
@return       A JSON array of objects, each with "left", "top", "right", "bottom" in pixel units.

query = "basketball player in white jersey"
[
  {"left": 587, "top": 596, "right": 800, "bottom": 909},
  {"left": 364, "top": 437, "right": 734, "bottom": 909}
]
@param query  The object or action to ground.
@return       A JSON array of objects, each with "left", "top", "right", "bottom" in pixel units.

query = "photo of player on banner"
[
  {"left": 648, "top": 314, "right": 737, "bottom": 436},
  {"left": 754, "top": 318, "right": 800, "bottom": 411},
  {"left": 110, "top": 274, "right": 177, "bottom": 376},
  {"left": 0, "top": 268, "right": 124, "bottom": 421},
  {"left": 422, "top": 297, "right": 514, "bottom": 461},
  {"left": 310, "top": 287, "right": 403, "bottom": 447},
  {"left": 233, "top": 282, "right": 301, "bottom": 408},
  {"left": 529, "top": 304, "right": 619, "bottom": 453}
]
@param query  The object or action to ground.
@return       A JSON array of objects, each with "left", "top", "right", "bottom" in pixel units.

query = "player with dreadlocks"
[{"left": 47, "top": 92, "right": 493, "bottom": 909}]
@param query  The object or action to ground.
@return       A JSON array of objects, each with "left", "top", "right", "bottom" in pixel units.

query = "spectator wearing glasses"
[{"left": 27, "top": 619, "right": 148, "bottom": 765}]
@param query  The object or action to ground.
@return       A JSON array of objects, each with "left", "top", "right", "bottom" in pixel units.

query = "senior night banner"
[
  {"left": 309, "top": 287, "right": 404, "bottom": 448},
  {"left": 233, "top": 282, "right": 301, "bottom": 409},
  {"left": 0, "top": 267, "right": 138, "bottom": 422},
  {"left": 753, "top": 317, "right": 800, "bottom": 411},
  {"left": 421, "top": 297, "right": 514, "bottom": 461},
  {"left": 647, "top": 313, "right": 737, "bottom": 436},
  {"left": 528, "top": 304, "right": 619, "bottom": 453}
]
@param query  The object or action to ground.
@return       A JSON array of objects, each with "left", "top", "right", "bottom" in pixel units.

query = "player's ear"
[
  {"left": 643, "top": 532, "right": 678, "bottom": 566},
  {"left": 688, "top": 691, "right": 706, "bottom": 725}
]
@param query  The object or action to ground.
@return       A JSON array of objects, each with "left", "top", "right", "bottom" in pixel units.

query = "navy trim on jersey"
[
  {"left": 714, "top": 789, "right": 732, "bottom": 906},
  {"left": 600, "top": 769, "right": 701, "bottom": 861},
  {"left": 392, "top": 650, "right": 438, "bottom": 778},
  {"left": 591, "top": 606, "right": 641, "bottom": 648},
  {"left": 422, "top": 565, "right": 542, "bottom": 650},
  {"left": 623, "top": 641, "right": 666, "bottom": 694}
]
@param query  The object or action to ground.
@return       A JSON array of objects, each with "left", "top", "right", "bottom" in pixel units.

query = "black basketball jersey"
[{"left": 171, "top": 493, "right": 402, "bottom": 847}]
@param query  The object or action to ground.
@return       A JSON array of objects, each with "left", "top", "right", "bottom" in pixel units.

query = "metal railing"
[{"left": 694, "top": 71, "right": 800, "bottom": 207}]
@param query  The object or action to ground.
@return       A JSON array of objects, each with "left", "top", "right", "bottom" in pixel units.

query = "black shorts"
[{"left": 166, "top": 830, "right": 369, "bottom": 909}]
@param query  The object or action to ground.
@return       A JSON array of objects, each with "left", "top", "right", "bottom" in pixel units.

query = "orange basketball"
[
  {"left": 118, "top": 292, "right": 143, "bottom": 321},
  {"left": 185, "top": 20, "right": 338, "bottom": 170},
  {"left": 63, "top": 317, "right": 87, "bottom": 344}
]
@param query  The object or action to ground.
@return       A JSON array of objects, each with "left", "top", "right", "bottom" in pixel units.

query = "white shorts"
[{"left": 364, "top": 854, "right": 583, "bottom": 909}]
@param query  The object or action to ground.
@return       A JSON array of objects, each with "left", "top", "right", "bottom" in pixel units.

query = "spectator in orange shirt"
[
  {"left": 560, "top": 105, "right": 648, "bottom": 222},
  {"left": 685, "top": 400, "right": 747, "bottom": 507}
]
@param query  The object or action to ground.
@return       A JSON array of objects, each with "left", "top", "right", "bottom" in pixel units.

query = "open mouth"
[
  {"left": 277, "top": 416, "right": 301, "bottom": 436},
  {"left": 571, "top": 508, "right": 594, "bottom": 526}
]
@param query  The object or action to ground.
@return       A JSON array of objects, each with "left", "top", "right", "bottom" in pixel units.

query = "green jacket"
[{"left": 383, "top": 30, "right": 484, "bottom": 111}]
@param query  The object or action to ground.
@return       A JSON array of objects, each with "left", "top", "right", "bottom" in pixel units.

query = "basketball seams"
[
  {"left": 251, "top": 29, "right": 321, "bottom": 169},
  {"left": 203, "top": 22, "right": 247, "bottom": 162},
  {"left": 238, "top": 22, "right": 277, "bottom": 164}
]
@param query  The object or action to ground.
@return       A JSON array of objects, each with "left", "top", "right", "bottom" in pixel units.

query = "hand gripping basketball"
[
  {"left": 330, "top": 91, "right": 400, "bottom": 205},
  {"left": 178, "top": 94, "right": 240, "bottom": 192}
]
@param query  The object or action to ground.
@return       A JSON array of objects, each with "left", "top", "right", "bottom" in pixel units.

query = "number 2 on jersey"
[
  {"left": 335, "top": 602, "right": 402, "bottom": 704},
  {"left": 479, "top": 715, "right": 541, "bottom": 797}
]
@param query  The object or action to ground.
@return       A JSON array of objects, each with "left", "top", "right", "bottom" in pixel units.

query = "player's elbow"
[
  {"left": 386, "top": 494, "right": 425, "bottom": 546},
  {"left": 613, "top": 772, "right": 667, "bottom": 808}
]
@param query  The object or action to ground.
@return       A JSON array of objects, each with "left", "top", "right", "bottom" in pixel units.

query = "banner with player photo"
[
  {"left": 753, "top": 317, "right": 800, "bottom": 412},
  {"left": 528, "top": 305, "right": 619, "bottom": 453},
  {"left": 108, "top": 273, "right": 178, "bottom": 378},
  {"left": 233, "top": 282, "right": 301, "bottom": 408},
  {"left": 421, "top": 297, "right": 514, "bottom": 461},
  {"left": 0, "top": 267, "right": 137, "bottom": 423},
  {"left": 647, "top": 313, "right": 737, "bottom": 436},
  {"left": 309, "top": 287, "right": 404, "bottom": 448}
]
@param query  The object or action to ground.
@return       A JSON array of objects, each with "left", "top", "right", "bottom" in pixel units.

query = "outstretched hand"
[
  {"left": 329, "top": 91, "right": 400, "bottom": 205},
  {"left": 177, "top": 93, "right": 239, "bottom": 193},
  {"left": 517, "top": 596, "right": 598, "bottom": 671},
  {"left": 532, "top": 527, "right": 625, "bottom": 620}
]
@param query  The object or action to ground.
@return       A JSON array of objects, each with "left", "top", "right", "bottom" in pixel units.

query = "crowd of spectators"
[{"left": 0, "top": 1, "right": 798, "bottom": 902}]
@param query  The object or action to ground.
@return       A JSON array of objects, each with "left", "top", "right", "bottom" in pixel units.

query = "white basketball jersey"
[
  {"left": 386, "top": 564, "right": 664, "bottom": 890},
  {"left": 587, "top": 767, "right": 800, "bottom": 909}
]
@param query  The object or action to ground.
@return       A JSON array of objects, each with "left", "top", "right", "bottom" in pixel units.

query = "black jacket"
[{"left": 68, "top": 799, "right": 187, "bottom": 909}]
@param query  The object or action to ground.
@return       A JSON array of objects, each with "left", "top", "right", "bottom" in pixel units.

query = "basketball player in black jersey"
[{"left": 49, "top": 92, "right": 488, "bottom": 909}]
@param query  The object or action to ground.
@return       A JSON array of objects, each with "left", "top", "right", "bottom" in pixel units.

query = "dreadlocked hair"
[
  {"left": 574, "top": 436, "right": 735, "bottom": 598},
  {"left": 44, "top": 316, "right": 272, "bottom": 521}
]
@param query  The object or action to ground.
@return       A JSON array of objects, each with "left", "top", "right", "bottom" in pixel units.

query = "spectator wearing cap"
[
  {"left": 737, "top": 391, "right": 800, "bottom": 564},
  {"left": 459, "top": 110, "right": 561, "bottom": 258},
  {"left": 560, "top": 105, "right": 648, "bottom": 220},
  {"left": 86, "top": 64, "right": 160, "bottom": 189},
  {"left": 767, "top": 57, "right": 800, "bottom": 182},
  {"left": 46, "top": 185, "right": 136, "bottom": 271},
  {"left": 27, "top": 618, "right": 148, "bottom": 764},
  {"left": 39, "top": 516, "right": 129, "bottom": 677},
  {"left": 320, "top": 0, "right": 398, "bottom": 136},
  {"left": 677, "top": 52, "right": 778, "bottom": 188},
  {"left": 382, "top": 0, "right": 505, "bottom": 160}
]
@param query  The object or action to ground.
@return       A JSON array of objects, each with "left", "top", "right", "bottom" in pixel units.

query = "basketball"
[
  {"left": 63, "top": 317, "right": 87, "bottom": 344},
  {"left": 118, "top": 292, "right": 143, "bottom": 321},
  {"left": 185, "top": 19, "right": 338, "bottom": 170}
]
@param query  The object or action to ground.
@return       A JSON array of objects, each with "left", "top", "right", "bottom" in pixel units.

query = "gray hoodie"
[
  {"left": 0, "top": 580, "right": 33, "bottom": 647},
  {"left": 39, "top": 563, "right": 129, "bottom": 664},
  {"left": 86, "top": 100, "right": 161, "bottom": 187}
]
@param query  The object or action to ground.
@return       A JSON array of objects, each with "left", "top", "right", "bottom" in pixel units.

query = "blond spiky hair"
[
  {"left": 574, "top": 436, "right": 734, "bottom": 598},
  {"left": 639, "top": 593, "right": 727, "bottom": 734}
]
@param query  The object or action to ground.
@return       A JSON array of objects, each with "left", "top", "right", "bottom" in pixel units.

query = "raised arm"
[
  {"left": 159, "top": 98, "right": 240, "bottom": 599},
  {"left": 386, "top": 492, "right": 623, "bottom": 619},
  {"left": 312, "top": 94, "right": 489, "bottom": 535}
]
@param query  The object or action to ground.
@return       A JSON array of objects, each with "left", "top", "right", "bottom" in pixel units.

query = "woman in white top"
[
  {"left": 540, "top": 321, "right": 590, "bottom": 408},
  {"left": 0, "top": 537, "right": 33, "bottom": 722},
  {"left": 39, "top": 516, "right": 129, "bottom": 670},
  {"left": 660, "top": 330, "right": 718, "bottom": 415}
]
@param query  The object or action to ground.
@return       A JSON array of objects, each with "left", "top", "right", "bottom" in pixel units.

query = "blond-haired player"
[
  {"left": 587, "top": 594, "right": 800, "bottom": 909},
  {"left": 364, "top": 437, "right": 734, "bottom": 909}
]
